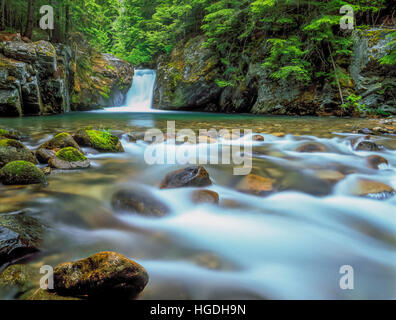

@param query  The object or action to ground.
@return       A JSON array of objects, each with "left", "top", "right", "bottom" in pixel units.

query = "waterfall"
[{"left": 105, "top": 69, "right": 157, "bottom": 112}]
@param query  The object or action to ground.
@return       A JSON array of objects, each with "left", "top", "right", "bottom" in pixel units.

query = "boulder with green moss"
[
  {"left": 0, "top": 160, "right": 46, "bottom": 185},
  {"left": 49, "top": 147, "right": 90, "bottom": 169},
  {"left": 73, "top": 129, "right": 124, "bottom": 152},
  {"left": 50, "top": 251, "right": 149, "bottom": 299},
  {"left": 36, "top": 132, "right": 81, "bottom": 163},
  {"left": 0, "top": 128, "right": 22, "bottom": 140},
  {"left": 0, "top": 264, "right": 80, "bottom": 300},
  {"left": 0, "top": 138, "right": 36, "bottom": 168}
]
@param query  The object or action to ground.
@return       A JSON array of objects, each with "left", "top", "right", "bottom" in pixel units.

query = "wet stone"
[
  {"left": 111, "top": 188, "right": 170, "bottom": 217},
  {"left": 160, "top": 166, "right": 212, "bottom": 189}
]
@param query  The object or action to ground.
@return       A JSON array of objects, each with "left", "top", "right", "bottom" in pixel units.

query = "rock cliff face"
[
  {"left": 71, "top": 53, "right": 134, "bottom": 111},
  {"left": 0, "top": 35, "right": 133, "bottom": 116},
  {"left": 154, "top": 28, "right": 396, "bottom": 115},
  {"left": 153, "top": 35, "right": 221, "bottom": 111},
  {"left": 350, "top": 28, "right": 396, "bottom": 115}
]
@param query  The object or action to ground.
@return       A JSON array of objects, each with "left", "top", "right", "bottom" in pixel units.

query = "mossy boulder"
[
  {"left": 0, "top": 264, "right": 80, "bottom": 300},
  {"left": 50, "top": 252, "right": 149, "bottom": 299},
  {"left": 191, "top": 190, "right": 219, "bottom": 204},
  {"left": 0, "top": 211, "right": 44, "bottom": 266},
  {"left": 0, "top": 139, "right": 36, "bottom": 168},
  {"left": 0, "top": 128, "right": 22, "bottom": 140},
  {"left": 48, "top": 147, "right": 90, "bottom": 170},
  {"left": 0, "top": 160, "right": 46, "bottom": 185},
  {"left": 0, "top": 264, "right": 36, "bottom": 295},
  {"left": 73, "top": 129, "right": 124, "bottom": 152},
  {"left": 36, "top": 132, "right": 81, "bottom": 164}
]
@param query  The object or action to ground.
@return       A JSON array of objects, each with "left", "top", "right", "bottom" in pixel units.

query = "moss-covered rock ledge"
[
  {"left": 154, "top": 28, "right": 396, "bottom": 116},
  {"left": 0, "top": 34, "right": 134, "bottom": 116}
]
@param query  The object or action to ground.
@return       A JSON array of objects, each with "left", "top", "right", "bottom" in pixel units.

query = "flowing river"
[{"left": 0, "top": 71, "right": 395, "bottom": 300}]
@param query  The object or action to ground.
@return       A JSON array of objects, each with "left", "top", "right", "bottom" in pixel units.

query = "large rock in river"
[
  {"left": 36, "top": 132, "right": 81, "bottom": 163},
  {"left": 50, "top": 252, "right": 149, "bottom": 299},
  {"left": 160, "top": 166, "right": 212, "bottom": 189},
  {"left": 48, "top": 147, "right": 90, "bottom": 170},
  {"left": 0, "top": 138, "right": 36, "bottom": 168},
  {"left": 349, "top": 178, "right": 395, "bottom": 200},
  {"left": 73, "top": 128, "right": 124, "bottom": 152},
  {"left": 0, "top": 160, "right": 46, "bottom": 185}
]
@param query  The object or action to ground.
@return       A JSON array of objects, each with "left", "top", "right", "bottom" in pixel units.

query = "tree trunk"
[
  {"left": 24, "top": 0, "right": 35, "bottom": 39},
  {"left": 328, "top": 44, "right": 344, "bottom": 105},
  {"left": 0, "top": 0, "right": 5, "bottom": 31},
  {"left": 51, "top": 0, "right": 62, "bottom": 43},
  {"left": 65, "top": 0, "right": 70, "bottom": 41}
]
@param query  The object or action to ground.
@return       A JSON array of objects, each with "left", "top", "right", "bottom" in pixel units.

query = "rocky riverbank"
[
  {"left": 0, "top": 116, "right": 395, "bottom": 299},
  {"left": 154, "top": 28, "right": 396, "bottom": 116},
  {"left": 0, "top": 33, "right": 133, "bottom": 116}
]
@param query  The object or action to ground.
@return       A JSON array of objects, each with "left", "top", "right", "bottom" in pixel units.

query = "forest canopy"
[{"left": 0, "top": 0, "right": 395, "bottom": 86}]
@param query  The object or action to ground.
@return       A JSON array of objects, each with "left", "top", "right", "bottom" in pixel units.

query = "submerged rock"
[
  {"left": 160, "top": 166, "right": 212, "bottom": 189},
  {"left": 296, "top": 142, "right": 326, "bottom": 153},
  {"left": 0, "top": 264, "right": 36, "bottom": 294},
  {"left": 0, "top": 138, "right": 36, "bottom": 168},
  {"left": 0, "top": 211, "right": 44, "bottom": 266},
  {"left": 191, "top": 190, "right": 219, "bottom": 204},
  {"left": 0, "top": 264, "right": 80, "bottom": 300},
  {"left": 73, "top": 129, "right": 124, "bottom": 152},
  {"left": 190, "top": 252, "right": 222, "bottom": 270},
  {"left": 50, "top": 252, "right": 149, "bottom": 299},
  {"left": 315, "top": 170, "right": 345, "bottom": 182},
  {"left": 0, "top": 160, "right": 46, "bottom": 185},
  {"left": 366, "top": 155, "right": 388, "bottom": 169},
  {"left": 49, "top": 147, "right": 90, "bottom": 170},
  {"left": 355, "top": 140, "right": 384, "bottom": 152},
  {"left": 127, "top": 132, "right": 146, "bottom": 143},
  {"left": 350, "top": 178, "right": 395, "bottom": 200},
  {"left": 111, "top": 188, "right": 170, "bottom": 217},
  {"left": 252, "top": 134, "right": 264, "bottom": 141},
  {"left": 236, "top": 174, "right": 275, "bottom": 196}
]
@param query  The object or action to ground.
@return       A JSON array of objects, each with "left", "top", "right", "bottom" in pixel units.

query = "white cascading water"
[{"left": 104, "top": 69, "right": 157, "bottom": 112}]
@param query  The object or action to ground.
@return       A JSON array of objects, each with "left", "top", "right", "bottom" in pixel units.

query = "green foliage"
[
  {"left": 341, "top": 94, "right": 367, "bottom": 113},
  {"left": 262, "top": 37, "right": 310, "bottom": 83},
  {"left": 2, "top": 0, "right": 392, "bottom": 92},
  {"left": 379, "top": 32, "right": 396, "bottom": 65}
]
